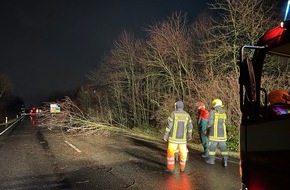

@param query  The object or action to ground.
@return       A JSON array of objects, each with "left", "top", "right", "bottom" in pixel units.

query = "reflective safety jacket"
[
  {"left": 165, "top": 109, "right": 193, "bottom": 144},
  {"left": 208, "top": 106, "right": 227, "bottom": 142}
]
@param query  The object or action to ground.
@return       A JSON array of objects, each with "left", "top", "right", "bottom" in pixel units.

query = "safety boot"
[
  {"left": 223, "top": 159, "right": 228, "bottom": 167},
  {"left": 205, "top": 159, "right": 215, "bottom": 165},
  {"left": 223, "top": 161, "right": 228, "bottom": 167},
  {"left": 201, "top": 153, "right": 209, "bottom": 158},
  {"left": 223, "top": 156, "right": 228, "bottom": 167},
  {"left": 165, "top": 168, "right": 174, "bottom": 173}
]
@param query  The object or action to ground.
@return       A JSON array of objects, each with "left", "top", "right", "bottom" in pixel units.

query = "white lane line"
[{"left": 64, "top": 140, "right": 82, "bottom": 153}]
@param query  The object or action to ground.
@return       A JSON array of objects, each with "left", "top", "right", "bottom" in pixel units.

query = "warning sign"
[{"left": 50, "top": 104, "right": 61, "bottom": 113}]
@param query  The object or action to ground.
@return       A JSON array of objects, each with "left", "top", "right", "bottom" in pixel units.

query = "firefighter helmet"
[
  {"left": 195, "top": 101, "right": 205, "bottom": 110},
  {"left": 212, "top": 98, "right": 223, "bottom": 107},
  {"left": 268, "top": 90, "right": 290, "bottom": 105}
]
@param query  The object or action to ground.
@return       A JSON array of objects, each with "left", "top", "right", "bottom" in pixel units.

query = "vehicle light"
[{"left": 284, "top": 0, "right": 290, "bottom": 21}]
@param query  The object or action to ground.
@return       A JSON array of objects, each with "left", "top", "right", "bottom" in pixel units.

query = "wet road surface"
[{"left": 0, "top": 117, "right": 241, "bottom": 189}]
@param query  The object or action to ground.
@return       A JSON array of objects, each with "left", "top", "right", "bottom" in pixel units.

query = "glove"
[
  {"left": 202, "top": 130, "right": 207, "bottom": 136},
  {"left": 163, "top": 133, "right": 169, "bottom": 142}
]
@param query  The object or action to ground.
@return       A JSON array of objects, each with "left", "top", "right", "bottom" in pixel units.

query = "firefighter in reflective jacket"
[
  {"left": 205, "top": 98, "right": 229, "bottom": 167},
  {"left": 164, "top": 101, "right": 193, "bottom": 172}
]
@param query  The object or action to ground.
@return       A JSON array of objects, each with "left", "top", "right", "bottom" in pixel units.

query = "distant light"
[
  {"left": 281, "top": 20, "right": 290, "bottom": 28},
  {"left": 284, "top": 0, "right": 290, "bottom": 21}
]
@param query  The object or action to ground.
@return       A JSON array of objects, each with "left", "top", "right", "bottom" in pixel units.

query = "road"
[{"left": 0, "top": 116, "right": 241, "bottom": 190}]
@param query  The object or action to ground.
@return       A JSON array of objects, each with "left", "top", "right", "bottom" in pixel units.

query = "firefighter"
[
  {"left": 195, "top": 101, "right": 209, "bottom": 158},
  {"left": 267, "top": 90, "right": 290, "bottom": 115},
  {"left": 163, "top": 101, "right": 193, "bottom": 172},
  {"left": 205, "top": 98, "right": 229, "bottom": 167},
  {"left": 268, "top": 89, "right": 290, "bottom": 105}
]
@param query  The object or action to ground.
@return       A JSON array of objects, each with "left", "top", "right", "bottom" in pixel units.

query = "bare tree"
[
  {"left": 192, "top": 0, "right": 279, "bottom": 74},
  {"left": 87, "top": 31, "right": 147, "bottom": 128},
  {"left": 0, "top": 74, "right": 13, "bottom": 98},
  {"left": 144, "top": 12, "right": 195, "bottom": 99},
  {"left": 188, "top": 0, "right": 280, "bottom": 124}
]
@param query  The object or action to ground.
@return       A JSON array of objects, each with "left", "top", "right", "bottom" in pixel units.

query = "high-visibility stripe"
[
  {"left": 180, "top": 159, "right": 186, "bottom": 165},
  {"left": 167, "top": 164, "right": 175, "bottom": 170},
  {"left": 167, "top": 157, "right": 175, "bottom": 165},
  {"left": 209, "top": 151, "right": 215, "bottom": 156},
  {"left": 210, "top": 112, "right": 227, "bottom": 141},
  {"left": 167, "top": 156, "right": 175, "bottom": 170},
  {"left": 168, "top": 112, "right": 190, "bottom": 142},
  {"left": 179, "top": 158, "right": 186, "bottom": 170},
  {"left": 167, "top": 161, "right": 175, "bottom": 165},
  {"left": 209, "top": 137, "right": 227, "bottom": 141}
]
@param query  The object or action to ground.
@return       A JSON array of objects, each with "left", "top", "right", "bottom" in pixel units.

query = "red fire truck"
[{"left": 239, "top": 3, "right": 290, "bottom": 189}]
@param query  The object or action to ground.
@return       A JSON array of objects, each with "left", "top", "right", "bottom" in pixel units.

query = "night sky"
[{"left": 0, "top": 0, "right": 214, "bottom": 107}]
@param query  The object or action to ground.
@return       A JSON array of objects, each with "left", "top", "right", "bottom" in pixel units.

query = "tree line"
[
  {"left": 0, "top": 74, "right": 24, "bottom": 123},
  {"left": 41, "top": 0, "right": 289, "bottom": 152}
]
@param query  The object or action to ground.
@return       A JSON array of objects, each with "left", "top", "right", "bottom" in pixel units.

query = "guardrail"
[{"left": 0, "top": 115, "right": 25, "bottom": 136}]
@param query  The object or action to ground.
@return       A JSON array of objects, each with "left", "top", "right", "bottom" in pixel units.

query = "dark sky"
[{"left": 0, "top": 0, "right": 213, "bottom": 107}]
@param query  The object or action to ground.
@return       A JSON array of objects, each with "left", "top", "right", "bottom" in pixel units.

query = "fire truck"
[{"left": 239, "top": 2, "right": 290, "bottom": 189}]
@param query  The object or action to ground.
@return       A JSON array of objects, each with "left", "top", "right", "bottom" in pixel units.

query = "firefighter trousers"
[
  {"left": 199, "top": 131, "right": 209, "bottom": 155},
  {"left": 208, "top": 141, "right": 228, "bottom": 161},
  {"left": 167, "top": 142, "right": 187, "bottom": 171}
]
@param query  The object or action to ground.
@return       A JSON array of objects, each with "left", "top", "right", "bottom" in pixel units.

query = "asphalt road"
[{"left": 0, "top": 117, "right": 241, "bottom": 190}]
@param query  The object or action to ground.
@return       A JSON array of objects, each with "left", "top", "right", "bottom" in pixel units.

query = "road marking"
[{"left": 64, "top": 140, "right": 82, "bottom": 153}]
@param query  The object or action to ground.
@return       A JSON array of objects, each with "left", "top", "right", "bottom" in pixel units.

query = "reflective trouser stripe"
[
  {"left": 208, "top": 141, "right": 228, "bottom": 160},
  {"left": 167, "top": 157, "right": 175, "bottom": 170},
  {"left": 209, "top": 151, "right": 215, "bottom": 156},
  {"left": 179, "top": 158, "right": 186, "bottom": 170}
]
